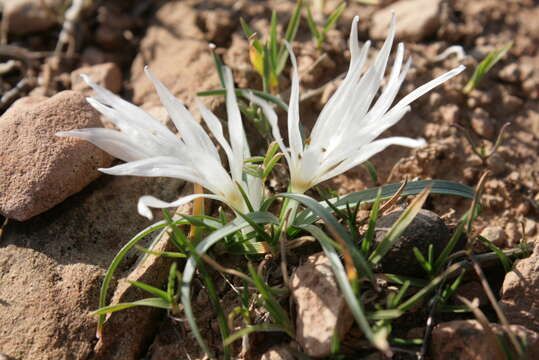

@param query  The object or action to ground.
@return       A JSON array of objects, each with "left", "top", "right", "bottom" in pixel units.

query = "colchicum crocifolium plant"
[{"left": 55, "top": 13, "right": 480, "bottom": 358}]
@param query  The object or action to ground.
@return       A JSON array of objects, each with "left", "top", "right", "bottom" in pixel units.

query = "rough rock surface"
[
  {"left": 129, "top": 1, "right": 221, "bottom": 111},
  {"left": 0, "top": 174, "right": 185, "bottom": 359},
  {"left": 499, "top": 248, "right": 539, "bottom": 333},
  {"left": 290, "top": 252, "right": 354, "bottom": 358},
  {"left": 375, "top": 209, "right": 452, "bottom": 277},
  {"left": 0, "top": 91, "right": 113, "bottom": 221},
  {"left": 259, "top": 345, "right": 295, "bottom": 360},
  {"left": 370, "top": 0, "right": 443, "bottom": 42},
  {"left": 1, "top": 0, "right": 62, "bottom": 35},
  {"left": 93, "top": 196, "right": 190, "bottom": 360},
  {"left": 431, "top": 320, "right": 539, "bottom": 359},
  {"left": 71, "top": 62, "right": 123, "bottom": 95}
]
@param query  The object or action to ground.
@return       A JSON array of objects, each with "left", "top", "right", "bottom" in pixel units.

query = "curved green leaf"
[{"left": 294, "top": 180, "right": 474, "bottom": 226}]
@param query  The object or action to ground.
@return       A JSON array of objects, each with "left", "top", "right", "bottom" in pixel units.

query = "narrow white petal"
[
  {"left": 81, "top": 74, "right": 170, "bottom": 135},
  {"left": 144, "top": 67, "right": 220, "bottom": 160},
  {"left": 137, "top": 193, "right": 224, "bottom": 220},
  {"left": 316, "top": 136, "right": 426, "bottom": 185},
  {"left": 56, "top": 128, "right": 149, "bottom": 161},
  {"left": 391, "top": 65, "right": 465, "bottom": 112},
  {"left": 223, "top": 67, "right": 249, "bottom": 181},
  {"left": 284, "top": 42, "right": 303, "bottom": 160},
  {"left": 247, "top": 93, "right": 292, "bottom": 166},
  {"left": 196, "top": 99, "right": 235, "bottom": 170},
  {"left": 98, "top": 156, "right": 215, "bottom": 189}
]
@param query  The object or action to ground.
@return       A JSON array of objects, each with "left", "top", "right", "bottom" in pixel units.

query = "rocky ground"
[{"left": 0, "top": 0, "right": 539, "bottom": 359}]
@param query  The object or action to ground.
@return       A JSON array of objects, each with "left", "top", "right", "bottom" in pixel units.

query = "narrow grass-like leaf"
[
  {"left": 362, "top": 188, "right": 382, "bottom": 255},
  {"left": 305, "top": 6, "right": 321, "bottom": 42},
  {"left": 97, "top": 221, "right": 168, "bottom": 334},
  {"left": 413, "top": 247, "right": 432, "bottom": 275},
  {"left": 282, "top": 193, "right": 376, "bottom": 286},
  {"left": 248, "top": 262, "right": 293, "bottom": 335},
  {"left": 463, "top": 42, "right": 513, "bottom": 94},
  {"left": 382, "top": 273, "right": 429, "bottom": 287},
  {"left": 181, "top": 213, "right": 278, "bottom": 357},
  {"left": 92, "top": 297, "right": 171, "bottom": 316},
  {"left": 433, "top": 214, "right": 467, "bottom": 272},
  {"left": 369, "top": 187, "right": 431, "bottom": 265},
  {"left": 277, "top": 0, "right": 303, "bottom": 74},
  {"left": 323, "top": 2, "right": 346, "bottom": 34},
  {"left": 162, "top": 209, "right": 187, "bottom": 250},
  {"left": 197, "top": 88, "right": 289, "bottom": 111},
  {"left": 362, "top": 160, "right": 378, "bottom": 183},
  {"left": 440, "top": 270, "right": 465, "bottom": 303},
  {"left": 269, "top": 11, "right": 279, "bottom": 65},
  {"left": 135, "top": 245, "right": 186, "bottom": 258},
  {"left": 397, "top": 263, "right": 461, "bottom": 311},
  {"left": 294, "top": 180, "right": 474, "bottom": 226},
  {"left": 167, "top": 262, "right": 177, "bottom": 300},
  {"left": 128, "top": 280, "right": 170, "bottom": 302},
  {"left": 367, "top": 309, "right": 403, "bottom": 320},
  {"left": 224, "top": 324, "right": 284, "bottom": 346},
  {"left": 477, "top": 234, "right": 512, "bottom": 272},
  {"left": 301, "top": 224, "right": 388, "bottom": 353},
  {"left": 390, "top": 281, "right": 410, "bottom": 308},
  {"left": 209, "top": 45, "right": 226, "bottom": 88},
  {"left": 240, "top": 17, "right": 255, "bottom": 38}
]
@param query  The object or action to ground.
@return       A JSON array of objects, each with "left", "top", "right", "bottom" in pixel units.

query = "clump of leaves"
[
  {"left": 305, "top": 2, "right": 346, "bottom": 49},
  {"left": 463, "top": 42, "right": 513, "bottom": 94}
]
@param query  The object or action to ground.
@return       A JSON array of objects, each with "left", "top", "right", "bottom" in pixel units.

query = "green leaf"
[
  {"left": 128, "top": 280, "right": 170, "bottom": 302},
  {"left": 135, "top": 245, "right": 186, "bottom": 259},
  {"left": 197, "top": 88, "right": 289, "bottom": 112},
  {"left": 362, "top": 188, "right": 382, "bottom": 255},
  {"left": 248, "top": 262, "right": 293, "bottom": 335},
  {"left": 367, "top": 309, "right": 403, "bottom": 320},
  {"left": 413, "top": 247, "right": 432, "bottom": 274},
  {"left": 294, "top": 180, "right": 474, "bottom": 226},
  {"left": 224, "top": 324, "right": 284, "bottom": 346},
  {"left": 97, "top": 221, "right": 169, "bottom": 332},
  {"left": 181, "top": 213, "right": 279, "bottom": 357},
  {"left": 433, "top": 215, "right": 467, "bottom": 272},
  {"left": 463, "top": 42, "right": 513, "bottom": 94},
  {"left": 305, "top": 6, "right": 321, "bottom": 42},
  {"left": 277, "top": 0, "right": 303, "bottom": 74},
  {"left": 362, "top": 160, "right": 378, "bottom": 183},
  {"left": 92, "top": 297, "right": 171, "bottom": 316},
  {"left": 323, "top": 2, "right": 346, "bottom": 34},
  {"left": 282, "top": 193, "right": 376, "bottom": 286},
  {"left": 262, "top": 153, "right": 283, "bottom": 180},
  {"left": 269, "top": 11, "right": 279, "bottom": 66},
  {"left": 240, "top": 17, "right": 255, "bottom": 38},
  {"left": 477, "top": 234, "right": 512, "bottom": 272},
  {"left": 369, "top": 187, "right": 431, "bottom": 265}
]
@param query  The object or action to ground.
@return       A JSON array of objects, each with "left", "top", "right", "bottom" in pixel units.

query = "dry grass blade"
[{"left": 379, "top": 178, "right": 408, "bottom": 214}]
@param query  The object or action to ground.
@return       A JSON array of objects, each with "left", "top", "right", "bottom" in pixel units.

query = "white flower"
[
  {"left": 251, "top": 16, "right": 465, "bottom": 194},
  {"left": 57, "top": 67, "right": 263, "bottom": 219}
]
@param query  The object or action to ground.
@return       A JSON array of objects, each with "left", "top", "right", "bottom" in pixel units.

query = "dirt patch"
[{"left": 1, "top": 0, "right": 539, "bottom": 358}]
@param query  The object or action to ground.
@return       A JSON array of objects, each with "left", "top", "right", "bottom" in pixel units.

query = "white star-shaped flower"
[
  {"left": 57, "top": 67, "right": 263, "bottom": 219},
  {"left": 251, "top": 16, "right": 465, "bottom": 194}
]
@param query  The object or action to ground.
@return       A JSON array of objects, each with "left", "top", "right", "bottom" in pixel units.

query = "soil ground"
[{"left": 1, "top": 0, "right": 538, "bottom": 359}]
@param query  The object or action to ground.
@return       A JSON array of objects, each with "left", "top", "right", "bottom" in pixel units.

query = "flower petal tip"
[{"left": 137, "top": 200, "right": 154, "bottom": 221}]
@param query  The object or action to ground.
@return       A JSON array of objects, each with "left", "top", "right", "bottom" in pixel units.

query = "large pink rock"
[
  {"left": 290, "top": 252, "right": 354, "bottom": 358},
  {"left": 0, "top": 91, "right": 112, "bottom": 221}
]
